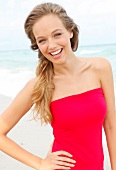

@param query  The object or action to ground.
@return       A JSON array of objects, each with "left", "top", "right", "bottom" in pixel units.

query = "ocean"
[{"left": 0, "top": 43, "right": 116, "bottom": 98}]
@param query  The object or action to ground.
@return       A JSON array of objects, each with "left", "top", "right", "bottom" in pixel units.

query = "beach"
[{"left": 0, "top": 44, "right": 115, "bottom": 169}]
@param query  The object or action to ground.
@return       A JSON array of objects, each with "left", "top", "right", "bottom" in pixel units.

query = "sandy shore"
[{"left": 0, "top": 94, "right": 111, "bottom": 170}]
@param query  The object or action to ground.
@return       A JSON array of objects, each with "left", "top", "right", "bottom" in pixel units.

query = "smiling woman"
[
  {"left": 32, "top": 14, "right": 73, "bottom": 63},
  {"left": 0, "top": 2, "right": 116, "bottom": 170}
]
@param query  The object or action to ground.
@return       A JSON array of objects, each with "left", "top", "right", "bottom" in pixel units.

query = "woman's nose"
[{"left": 48, "top": 39, "right": 57, "bottom": 50}]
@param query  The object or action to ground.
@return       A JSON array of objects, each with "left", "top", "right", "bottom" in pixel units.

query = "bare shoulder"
[
  {"left": 3, "top": 76, "right": 38, "bottom": 111},
  {"left": 88, "top": 57, "right": 112, "bottom": 72},
  {"left": 88, "top": 56, "right": 114, "bottom": 89},
  {"left": 79, "top": 56, "right": 112, "bottom": 73},
  {"left": 19, "top": 77, "right": 38, "bottom": 96},
  {"left": 24, "top": 77, "right": 38, "bottom": 89},
  {"left": 13, "top": 76, "right": 38, "bottom": 105}
]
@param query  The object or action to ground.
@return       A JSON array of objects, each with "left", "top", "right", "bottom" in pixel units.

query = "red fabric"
[{"left": 50, "top": 88, "right": 106, "bottom": 170}]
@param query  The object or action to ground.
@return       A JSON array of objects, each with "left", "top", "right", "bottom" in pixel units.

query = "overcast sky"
[{"left": 0, "top": 0, "right": 116, "bottom": 50}]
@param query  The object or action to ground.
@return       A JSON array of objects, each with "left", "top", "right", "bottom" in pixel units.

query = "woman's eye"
[
  {"left": 54, "top": 33, "right": 62, "bottom": 37},
  {"left": 38, "top": 39, "right": 46, "bottom": 43}
]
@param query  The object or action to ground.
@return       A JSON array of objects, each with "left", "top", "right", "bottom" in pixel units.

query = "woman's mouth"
[{"left": 50, "top": 48, "right": 63, "bottom": 58}]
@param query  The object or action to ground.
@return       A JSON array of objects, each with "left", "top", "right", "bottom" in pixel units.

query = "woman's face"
[{"left": 32, "top": 14, "right": 73, "bottom": 65}]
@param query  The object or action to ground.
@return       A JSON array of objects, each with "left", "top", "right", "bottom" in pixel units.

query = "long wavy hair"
[{"left": 24, "top": 2, "right": 79, "bottom": 124}]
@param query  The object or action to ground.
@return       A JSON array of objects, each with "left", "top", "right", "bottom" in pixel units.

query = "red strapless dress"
[{"left": 50, "top": 88, "right": 106, "bottom": 170}]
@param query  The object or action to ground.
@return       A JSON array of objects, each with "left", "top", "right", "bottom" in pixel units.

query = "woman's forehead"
[{"left": 32, "top": 14, "right": 66, "bottom": 37}]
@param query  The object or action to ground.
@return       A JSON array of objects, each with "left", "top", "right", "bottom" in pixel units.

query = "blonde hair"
[{"left": 24, "top": 2, "right": 79, "bottom": 124}]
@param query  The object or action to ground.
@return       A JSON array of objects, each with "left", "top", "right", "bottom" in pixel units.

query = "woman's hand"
[{"left": 39, "top": 150, "right": 76, "bottom": 170}]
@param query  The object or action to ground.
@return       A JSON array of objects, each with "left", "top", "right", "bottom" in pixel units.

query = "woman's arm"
[
  {"left": 0, "top": 78, "right": 42, "bottom": 169},
  {"left": 98, "top": 58, "right": 116, "bottom": 170},
  {"left": 0, "top": 78, "right": 76, "bottom": 170}
]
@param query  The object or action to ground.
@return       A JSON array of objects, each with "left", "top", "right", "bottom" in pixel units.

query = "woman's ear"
[{"left": 70, "top": 31, "right": 73, "bottom": 39}]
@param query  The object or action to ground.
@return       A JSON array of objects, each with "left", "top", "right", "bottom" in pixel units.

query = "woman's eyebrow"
[
  {"left": 36, "top": 29, "right": 62, "bottom": 40},
  {"left": 52, "top": 29, "right": 62, "bottom": 33}
]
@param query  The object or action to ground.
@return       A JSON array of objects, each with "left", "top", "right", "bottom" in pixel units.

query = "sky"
[{"left": 0, "top": 0, "right": 116, "bottom": 50}]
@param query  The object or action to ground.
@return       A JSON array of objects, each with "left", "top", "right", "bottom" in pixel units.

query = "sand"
[{"left": 0, "top": 94, "right": 111, "bottom": 170}]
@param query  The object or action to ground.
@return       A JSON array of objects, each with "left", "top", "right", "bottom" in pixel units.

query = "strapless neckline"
[{"left": 51, "top": 87, "right": 103, "bottom": 104}]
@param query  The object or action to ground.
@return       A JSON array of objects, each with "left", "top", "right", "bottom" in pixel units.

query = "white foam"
[
  {"left": 0, "top": 68, "right": 35, "bottom": 99},
  {"left": 79, "top": 50, "right": 101, "bottom": 55}
]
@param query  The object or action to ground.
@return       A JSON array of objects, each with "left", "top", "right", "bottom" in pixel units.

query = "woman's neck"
[{"left": 53, "top": 55, "right": 81, "bottom": 76}]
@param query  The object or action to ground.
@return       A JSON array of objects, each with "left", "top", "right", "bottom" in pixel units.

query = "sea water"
[
  {"left": 0, "top": 43, "right": 115, "bottom": 98},
  {"left": 0, "top": 50, "right": 38, "bottom": 98}
]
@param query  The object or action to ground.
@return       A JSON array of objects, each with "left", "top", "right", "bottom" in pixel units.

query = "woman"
[{"left": 0, "top": 2, "right": 116, "bottom": 170}]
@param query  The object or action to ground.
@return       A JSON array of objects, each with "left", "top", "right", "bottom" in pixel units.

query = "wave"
[
  {"left": 0, "top": 68, "right": 35, "bottom": 98},
  {"left": 79, "top": 50, "right": 102, "bottom": 55}
]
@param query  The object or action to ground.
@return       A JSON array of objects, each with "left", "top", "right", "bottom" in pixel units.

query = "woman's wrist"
[{"left": 31, "top": 156, "right": 43, "bottom": 170}]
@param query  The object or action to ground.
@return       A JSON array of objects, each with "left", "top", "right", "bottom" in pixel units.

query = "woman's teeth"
[{"left": 51, "top": 49, "right": 62, "bottom": 56}]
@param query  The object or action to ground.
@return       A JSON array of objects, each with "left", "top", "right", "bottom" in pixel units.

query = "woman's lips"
[{"left": 50, "top": 48, "right": 63, "bottom": 59}]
